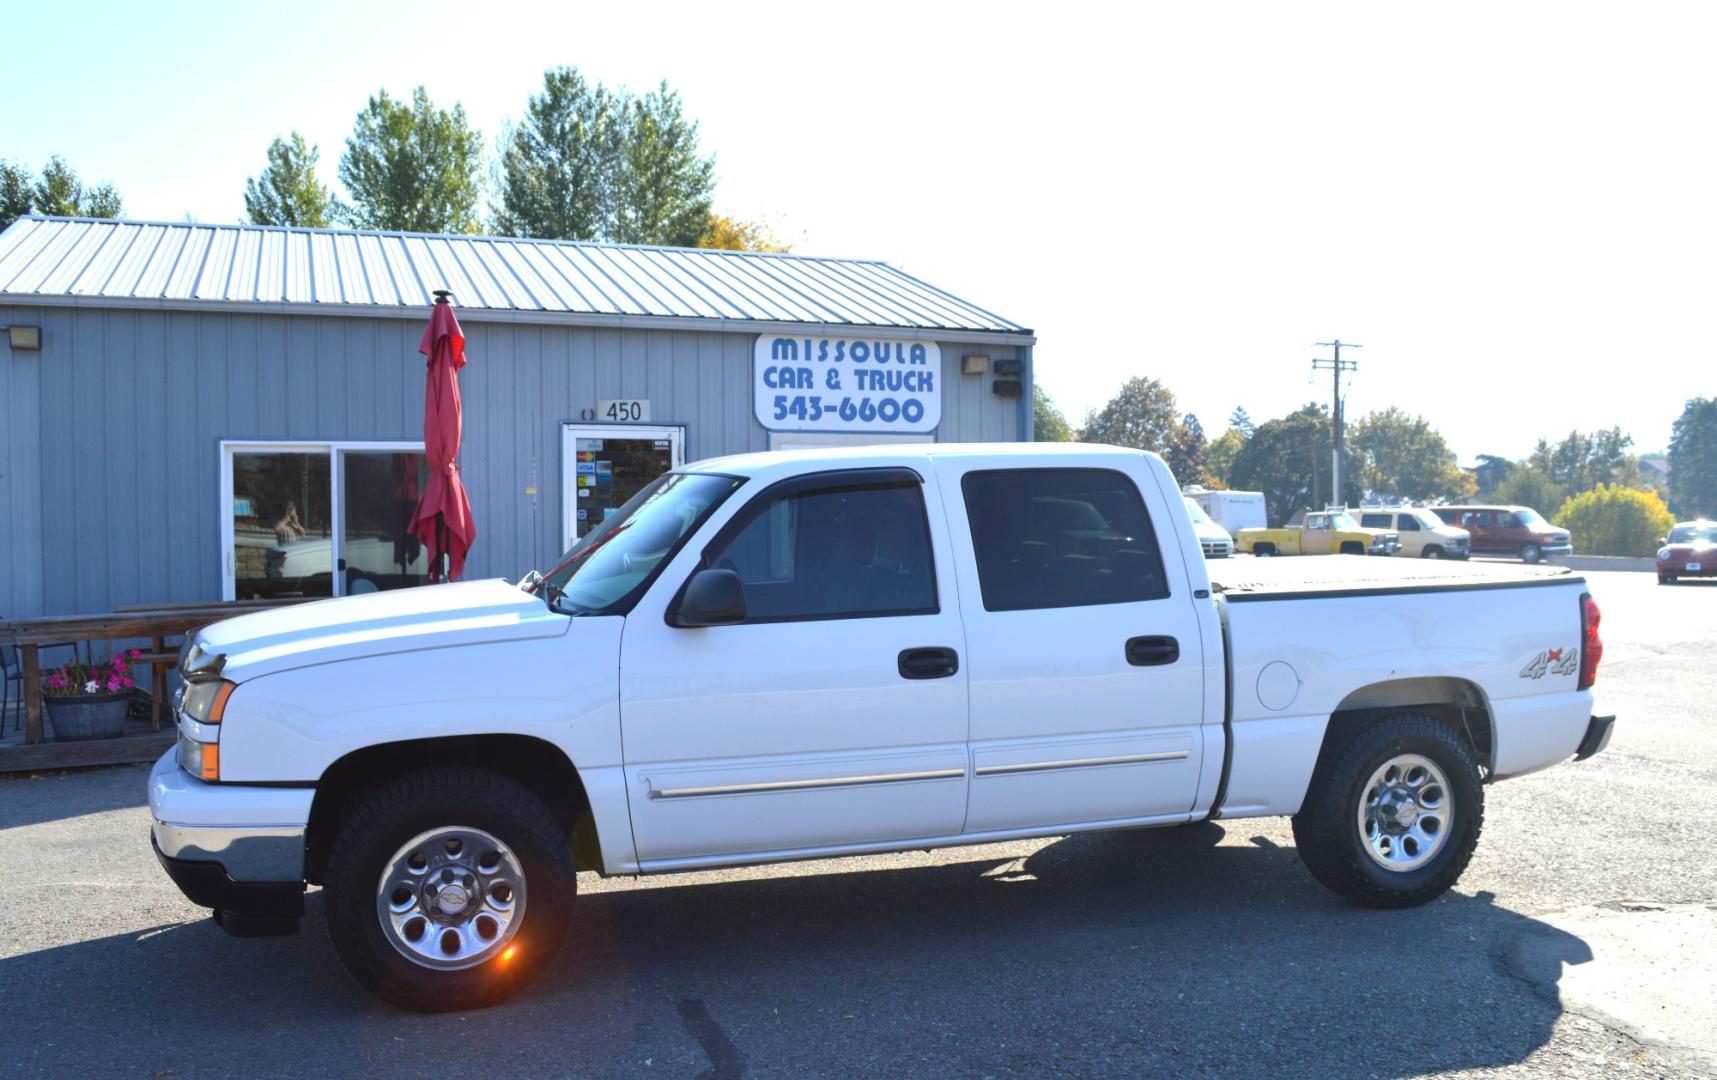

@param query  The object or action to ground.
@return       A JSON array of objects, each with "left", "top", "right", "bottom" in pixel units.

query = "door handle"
[
  {"left": 899, "top": 646, "right": 959, "bottom": 680},
  {"left": 1126, "top": 636, "right": 1179, "bottom": 666}
]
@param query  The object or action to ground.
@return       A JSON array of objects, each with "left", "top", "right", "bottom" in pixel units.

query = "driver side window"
[{"left": 701, "top": 477, "right": 939, "bottom": 623}]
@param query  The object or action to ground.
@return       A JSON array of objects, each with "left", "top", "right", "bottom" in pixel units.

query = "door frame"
[
  {"left": 218, "top": 439, "right": 426, "bottom": 601},
  {"left": 559, "top": 423, "right": 686, "bottom": 551}
]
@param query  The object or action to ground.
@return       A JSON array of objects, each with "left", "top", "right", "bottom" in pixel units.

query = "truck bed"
[{"left": 1210, "top": 555, "right": 1582, "bottom": 602}]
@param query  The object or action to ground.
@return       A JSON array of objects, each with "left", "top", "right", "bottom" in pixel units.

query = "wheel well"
[
  {"left": 1254, "top": 542, "right": 1276, "bottom": 555},
  {"left": 1340, "top": 540, "right": 1365, "bottom": 554},
  {"left": 304, "top": 735, "right": 596, "bottom": 885},
  {"left": 1328, "top": 677, "right": 1495, "bottom": 776}
]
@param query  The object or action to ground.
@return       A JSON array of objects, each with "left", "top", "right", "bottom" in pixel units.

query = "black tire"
[
  {"left": 1520, "top": 542, "right": 1542, "bottom": 564},
  {"left": 1291, "top": 711, "right": 1483, "bottom": 908},
  {"left": 1340, "top": 541, "right": 1365, "bottom": 555},
  {"left": 1422, "top": 546, "right": 1444, "bottom": 559},
  {"left": 1254, "top": 543, "right": 1276, "bottom": 557},
  {"left": 323, "top": 767, "right": 576, "bottom": 1012}
]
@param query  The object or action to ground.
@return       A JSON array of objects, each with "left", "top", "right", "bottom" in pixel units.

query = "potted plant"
[{"left": 42, "top": 649, "right": 141, "bottom": 741}]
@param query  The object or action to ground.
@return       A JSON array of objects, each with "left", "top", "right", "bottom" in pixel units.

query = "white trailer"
[{"left": 1186, "top": 487, "right": 1268, "bottom": 532}]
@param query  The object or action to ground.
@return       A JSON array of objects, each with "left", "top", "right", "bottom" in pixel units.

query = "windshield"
[
  {"left": 1515, "top": 507, "right": 1547, "bottom": 527},
  {"left": 537, "top": 472, "right": 743, "bottom": 614},
  {"left": 1331, "top": 512, "right": 1359, "bottom": 530},
  {"left": 1413, "top": 509, "right": 1447, "bottom": 531},
  {"left": 1670, "top": 525, "right": 1717, "bottom": 544},
  {"left": 1183, "top": 497, "right": 1213, "bottom": 525}
]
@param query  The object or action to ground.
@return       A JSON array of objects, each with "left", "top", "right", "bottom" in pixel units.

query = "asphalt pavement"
[{"left": 2, "top": 569, "right": 1713, "bottom": 1079}]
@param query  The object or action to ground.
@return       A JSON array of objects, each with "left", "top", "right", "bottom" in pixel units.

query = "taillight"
[{"left": 1578, "top": 593, "right": 1603, "bottom": 690}]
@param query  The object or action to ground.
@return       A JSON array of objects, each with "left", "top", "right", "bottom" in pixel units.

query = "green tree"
[
  {"left": 1472, "top": 454, "right": 1515, "bottom": 498},
  {"left": 1493, "top": 466, "right": 1563, "bottom": 515},
  {"left": 1668, "top": 397, "right": 1717, "bottom": 517},
  {"left": 1079, "top": 376, "right": 1180, "bottom": 453},
  {"left": 244, "top": 133, "right": 334, "bottom": 227},
  {"left": 1205, "top": 428, "right": 1246, "bottom": 488},
  {"left": 25, "top": 156, "right": 122, "bottom": 219},
  {"left": 1349, "top": 407, "right": 1475, "bottom": 502},
  {"left": 339, "top": 86, "right": 484, "bottom": 233},
  {"left": 1, "top": 160, "right": 33, "bottom": 231},
  {"left": 493, "top": 67, "right": 617, "bottom": 240},
  {"left": 609, "top": 81, "right": 716, "bottom": 246},
  {"left": 1553, "top": 484, "right": 1674, "bottom": 557},
  {"left": 1164, "top": 412, "right": 1212, "bottom": 487},
  {"left": 1227, "top": 406, "right": 1255, "bottom": 439},
  {"left": 698, "top": 213, "right": 790, "bottom": 252},
  {"left": 1528, "top": 428, "right": 1639, "bottom": 500},
  {"left": 1229, "top": 403, "right": 1360, "bottom": 525},
  {"left": 1031, "top": 385, "right": 1074, "bottom": 442}
]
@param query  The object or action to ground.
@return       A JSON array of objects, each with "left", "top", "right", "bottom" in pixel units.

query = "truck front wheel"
[
  {"left": 323, "top": 767, "right": 576, "bottom": 1011},
  {"left": 1291, "top": 711, "right": 1483, "bottom": 908}
]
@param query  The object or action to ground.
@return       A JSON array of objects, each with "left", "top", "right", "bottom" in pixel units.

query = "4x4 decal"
[{"left": 1520, "top": 647, "right": 1579, "bottom": 679}]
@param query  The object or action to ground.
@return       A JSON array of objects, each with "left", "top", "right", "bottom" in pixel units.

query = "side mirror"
[
  {"left": 671, "top": 568, "right": 747, "bottom": 628},
  {"left": 1658, "top": 538, "right": 1668, "bottom": 547}
]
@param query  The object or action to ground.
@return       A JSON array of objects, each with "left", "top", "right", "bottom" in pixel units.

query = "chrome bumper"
[{"left": 148, "top": 750, "right": 312, "bottom": 883}]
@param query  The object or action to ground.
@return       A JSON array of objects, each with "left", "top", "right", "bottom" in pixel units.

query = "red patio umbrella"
[{"left": 410, "top": 291, "right": 476, "bottom": 582}]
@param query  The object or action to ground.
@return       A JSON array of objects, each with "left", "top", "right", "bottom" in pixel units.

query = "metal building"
[{"left": 0, "top": 216, "right": 1035, "bottom": 617}]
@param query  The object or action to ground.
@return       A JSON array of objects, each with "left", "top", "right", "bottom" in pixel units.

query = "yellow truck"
[{"left": 1235, "top": 509, "right": 1400, "bottom": 557}]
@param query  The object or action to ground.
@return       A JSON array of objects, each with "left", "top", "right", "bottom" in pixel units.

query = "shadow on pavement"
[
  {"left": 1, "top": 824, "right": 1591, "bottom": 1078},
  {"left": 0, "top": 761, "right": 149, "bottom": 831}
]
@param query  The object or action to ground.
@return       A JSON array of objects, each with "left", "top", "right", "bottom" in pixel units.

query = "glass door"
[
  {"left": 560, "top": 425, "right": 685, "bottom": 549},
  {"left": 222, "top": 441, "right": 427, "bottom": 601}
]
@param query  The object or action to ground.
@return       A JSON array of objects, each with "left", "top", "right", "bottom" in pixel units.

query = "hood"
[
  {"left": 1663, "top": 542, "right": 1717, "bottom": 558},
  {"left": 1192, "top": 519, "right": 1232, "bottom": 543},
  {"left": 194, "top": 579, "right": 570, "bottom": 682},
  {"left": 1436, "top": 526, "right": 1470, "bottom": 541}
]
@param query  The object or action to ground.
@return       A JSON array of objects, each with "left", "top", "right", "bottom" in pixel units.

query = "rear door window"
[{"left": 960, "top": 468, "right": 1169, "bottom": 611}]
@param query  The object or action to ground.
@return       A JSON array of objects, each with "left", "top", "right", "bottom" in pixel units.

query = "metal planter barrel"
[{"left": 45, "top": 693, "right": 130, "bottom": 741}]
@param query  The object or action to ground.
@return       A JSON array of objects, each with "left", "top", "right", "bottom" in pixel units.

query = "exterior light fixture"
[
  {"left": 6, "top": 325, "right": 41, "bottom": 350},
  {"left": 991, "top": 379, "right": 1022, "bottom": 399},
  {"left": 961, "top": 354, "right": 989, "bottom": 376},
  {"left": 993, "top": 358, "right": 1025, "bottom": 377}
]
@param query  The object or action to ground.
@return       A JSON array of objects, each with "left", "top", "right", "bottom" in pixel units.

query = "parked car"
[
  {"left": 1358, "top": 508, "right": 1471, "bottom": 560},
  {"left": 150, "top": 444, "right": 1610, "bottom": 1012},
  {"left": 1431, "top": 506, "right": 1571, "bottom": 564},
  {"left": 1185, "top": 487, "right": 1267, "bottom": 534},
  {"left": 1657, "top": 520, "right": 1717, "bottom": 584},
  {"left": 1184, "top": 496, "right": 1233, "bottom": 558},
  {"left": 1235, "top": 509, "right": 1400, "bottom": 557}
]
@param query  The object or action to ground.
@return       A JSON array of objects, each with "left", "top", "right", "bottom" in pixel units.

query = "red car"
[
  {"left": 1431, "top": 505, "right": 1572, "bottom": 564},
  {"left": 1658, "top": 520, "right": 1717, "bottom": 584}
]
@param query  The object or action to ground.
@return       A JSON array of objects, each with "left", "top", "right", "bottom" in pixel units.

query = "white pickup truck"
[{"left": 150, "top": 444, "right": 1613, "bottom": 1011}]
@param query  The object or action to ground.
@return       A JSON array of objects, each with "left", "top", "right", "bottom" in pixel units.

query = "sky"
[{"left": 4, "top": 1, "right": 1712, "bottom": 461}]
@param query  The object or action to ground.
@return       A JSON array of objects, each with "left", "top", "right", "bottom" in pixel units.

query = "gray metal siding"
[{"left": 1, "top": 307, "right": 1022, "bottom": 617}]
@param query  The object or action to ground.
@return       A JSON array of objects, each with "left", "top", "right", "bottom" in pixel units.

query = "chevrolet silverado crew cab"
[{"left": 150, "top": 444, "right": 1612, "bottom": 1012}]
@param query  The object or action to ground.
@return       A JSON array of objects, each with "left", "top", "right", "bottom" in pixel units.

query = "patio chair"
[{"left": 2, "top": 640, "right": 83, "bottom": 734}]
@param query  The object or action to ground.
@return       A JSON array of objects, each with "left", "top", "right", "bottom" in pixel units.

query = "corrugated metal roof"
[{"left": 0, "top": 216, "right": 1031, "bottom": 339}]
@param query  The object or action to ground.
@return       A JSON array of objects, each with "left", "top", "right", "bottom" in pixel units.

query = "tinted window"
[
  {"left": 1360, "top": 513, "right": 1391, "bottom": 529},
  {"left": 1497, "top": 512, "right": 1520, "bottom": 529},
  {"left": 1397, "top": 516, "right": 1420, "bottom": 532},
  {"left": 1464, "top": 511, "right": 1492, "bottom": 528},
  {"left": 702, "top": 479, "right": 937, "bottom": 622},
  {"left": 962, "top": 468, "right": 1169, "bottom": 612}
]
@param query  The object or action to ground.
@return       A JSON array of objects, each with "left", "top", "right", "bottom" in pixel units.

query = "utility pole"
[{"left": 1313, "top": 340, "right": 1361, "bottom": 505}]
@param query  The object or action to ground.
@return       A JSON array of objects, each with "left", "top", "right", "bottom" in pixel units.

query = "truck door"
[
  {"left": 1301, "top": 514, "right": 1335, "bottom": 555},
  {"left": 936, "top": 459, "right": 1208, "bottom": 833},
  {"left": 618, "top": 467, "right": 970, "bottom": 866}
]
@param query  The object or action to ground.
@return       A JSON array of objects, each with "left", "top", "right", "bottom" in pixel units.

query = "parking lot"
[{"left": 2, "top": 568, "right": 1714, "bottom": 1079}]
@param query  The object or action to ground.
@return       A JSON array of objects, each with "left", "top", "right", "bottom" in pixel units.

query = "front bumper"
[
  {"left": 149, "top": 750, "right": 312, "bottom": 921},
  {"left": 1541, "top": 543, "right": 1574, "bottom": 556},
  {"left": 1574, "top": 714, "right": 1615, "bottom": 762},
  {"left": 1660, "top": 562, "right": 1717, "bottom": 577}
]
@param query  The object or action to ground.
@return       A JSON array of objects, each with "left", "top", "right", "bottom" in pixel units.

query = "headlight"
[
  {"left": 177, "top": 729, "right": 220, "bottom": 781},
  {"left": 1659, "top": 547, "right": 1673, "bottom": 561},
  {"left": 181, "top": 679, "right": 236, "bottom": 724}
]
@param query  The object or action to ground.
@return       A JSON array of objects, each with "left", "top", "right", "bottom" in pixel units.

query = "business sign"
[{"left": 754, "top": 335, "right": 941, "bottom": 434}]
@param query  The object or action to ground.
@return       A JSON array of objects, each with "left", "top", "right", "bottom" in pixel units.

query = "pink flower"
[
  {"left": 106, "top": 677, "right": 123, "bottom": 693},
  {"left": 128, "top": 648, "right": 142, "bottom": 660},
  {"left": 121, "top": 677, "right": 134, "bottom": 689}
]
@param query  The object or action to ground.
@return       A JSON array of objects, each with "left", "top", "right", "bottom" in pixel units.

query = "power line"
[{"left": 1313, "top": 340, "right": 1361, "bottom": 502}]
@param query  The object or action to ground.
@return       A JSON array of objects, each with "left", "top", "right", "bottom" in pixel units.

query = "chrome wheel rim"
[
  {"left": 1357, "top": 754, "right": 1451, "bottom": 872},
  {"left": 376, "top": 826, "right": 527, "bottom": 971}
]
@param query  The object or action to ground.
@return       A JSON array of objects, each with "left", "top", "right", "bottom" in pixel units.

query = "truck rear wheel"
[
  {"left": 1291, "top": 711, "right": 1483, "bottom": 908},
  {"left": 323, "top": 767, "right": 576, "bottom": 1011}
]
